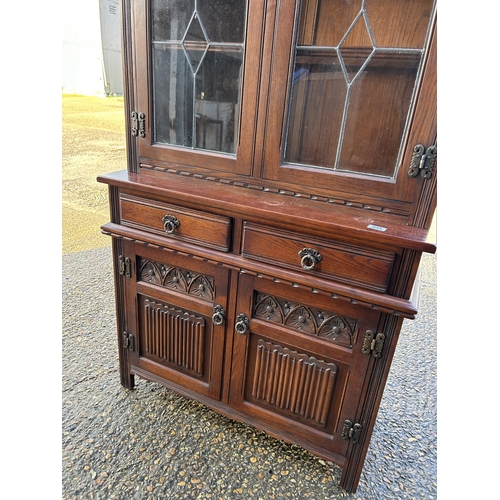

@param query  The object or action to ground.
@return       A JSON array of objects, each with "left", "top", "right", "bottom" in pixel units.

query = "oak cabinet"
[{"left": 98, "top": 0, "right": 437, "bottom": 492}]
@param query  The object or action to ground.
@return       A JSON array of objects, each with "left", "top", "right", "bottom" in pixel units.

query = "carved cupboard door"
[
  {"left": 122, "top": 240, "right": 229, "bottom": 400},
  {"left": 229, "top": 273, "right": 381, "bottom": 460}
]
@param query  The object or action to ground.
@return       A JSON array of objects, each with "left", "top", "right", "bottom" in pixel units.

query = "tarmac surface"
[{"left": 62, "top": 94, "right": 437, "bottom": 499}]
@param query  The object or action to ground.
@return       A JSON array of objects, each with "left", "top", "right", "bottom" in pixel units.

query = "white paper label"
[{"left": 367, "top": 224, "right": 387, "bottom": 232}]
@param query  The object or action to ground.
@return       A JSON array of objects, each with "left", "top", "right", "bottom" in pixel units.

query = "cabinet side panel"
[
  {"left": 109, "top": 185, "right": 121, "bottom": 224},
  {"left": 112, "top": 236, "right": 135, "bottom": 388},
  {"left": 402, "top": 16, "right": 438, "bottom": 223},
  {"left": 121, "top": 0, "right": 138, "bottom": 172},
  {"left": 340, "top": 314, "right": 404, "bottom": 492}
]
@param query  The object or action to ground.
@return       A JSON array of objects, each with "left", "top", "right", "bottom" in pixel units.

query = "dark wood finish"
[
  {"left": 241, "top": 222, "right": 395, "bottom": 292},
  {"left": 119, "top": 193, "right": 232, "bottom": 251},
  {"left": 260, "top": 1, "right": 437, "bottom": 216},
  {"left": 229, "top": 274, "right": 379, "bottom": 461},
  {"left": 133, "top": 0, "right": 265, "bottom": 176},
  {"left": 123, "top": 240, "right": 229, "bottom": 400},
  {"left": 121, "top": 0, "right": 139, "bottom": 172},
  {"left": 101, "top": 218, "right": 419, "bottom": 319},
  {"left": 98, "top": 0, "right": 437, "bottom": 493},
  {"left": 100, "top": 170, "right": 436, "bottom": 254}
]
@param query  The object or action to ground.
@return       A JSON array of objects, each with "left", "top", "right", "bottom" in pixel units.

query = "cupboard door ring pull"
[
  {"left": 212, "top": 305, "right": 226, "bottom": 326},
  {"left": 235, "top": 313, "right": 249, "bottom": 335},
  {"left": 162, "top": 214, "right": 180, "bottom": 234},
  {"left": 299, "top": 248, "right": 322, "bottom": 271}
]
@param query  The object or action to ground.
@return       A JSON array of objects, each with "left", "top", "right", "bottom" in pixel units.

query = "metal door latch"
[
  {"left": 212, "top": 305, "right": 226, "bottom": 326},
  {"left": 342, "top": 419, "right": 362, "bottom": 444},
  {"left": 235, "top": 313, "right": 249, "bottom": 335}
]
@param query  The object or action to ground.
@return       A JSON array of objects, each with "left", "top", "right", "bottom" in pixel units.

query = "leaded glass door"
[
  {"left": 261, "top": 0, "right": 437, "bottom": 213},
  {"left": 134, "top": 0, "right": 263, "bottom": 175}
]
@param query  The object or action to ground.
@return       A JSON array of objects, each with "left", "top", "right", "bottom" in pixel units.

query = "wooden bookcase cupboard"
[{"left": 98, "top": 0, "right": 437, "bottom": 493}]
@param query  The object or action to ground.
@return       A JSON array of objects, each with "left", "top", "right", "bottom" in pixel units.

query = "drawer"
[
  {"left": 241, "top": 223, "right": 395, "bottom": 292},
  {"left": 120, "top": 194, "right": 232, "bottom": 252}
]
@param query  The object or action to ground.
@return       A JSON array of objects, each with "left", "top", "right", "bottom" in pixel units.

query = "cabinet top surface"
[{"left": 98, "top": 170, "right": 436, "bottom": 254}]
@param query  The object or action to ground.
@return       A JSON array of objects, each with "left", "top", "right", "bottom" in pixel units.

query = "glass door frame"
[
  {"left": 133, "top": 0, "right": 265, "bottom": 176},
  {"left": 260, "top": 0, "right": 437, "bottom": 208}
]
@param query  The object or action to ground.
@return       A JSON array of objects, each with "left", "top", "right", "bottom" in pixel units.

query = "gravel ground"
[{"left": 62, "top": 245, "right": 437, "bottom": 500}]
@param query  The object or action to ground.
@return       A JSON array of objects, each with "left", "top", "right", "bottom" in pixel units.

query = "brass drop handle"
[
  {"left": 212, "top": 305, "right": 226, "bottom": 326},
  {"left": 162, "top": 214, "right": 180, "bottom": 234},
  {"left": 299, "top": 248, "right": 322, "bottom": 271},
  {"left": 235, "top": 313, "right": 249, "bottom": 335}
]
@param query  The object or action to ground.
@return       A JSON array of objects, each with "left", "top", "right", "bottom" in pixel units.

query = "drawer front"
[
  {"left": 242, "top": 223, "right": 395, "bottom": 292},
  {"left": 120, "top": 194, "right": 232, "bottom": 251}
]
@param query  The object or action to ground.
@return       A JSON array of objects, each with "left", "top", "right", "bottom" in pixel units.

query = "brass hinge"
[
  {"left": 342, "top": 419, "right": 362, "bottom": 444},
  {"left": 131, "top": 111, "right": 146, "bottom": 138},
  {"left": 118, "top": 255, "right": 132, "bottom": 278},
  {"left": 362, "top": 330, "right": 385, "bottom": 358},
  {"left": 408, "top": 144, "right": 437, "bottom": 179},
  {"left": 122, "top": 332, "right": 135, "bottom": 351}
]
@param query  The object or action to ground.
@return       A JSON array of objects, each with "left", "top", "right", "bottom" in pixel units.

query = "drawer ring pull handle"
[
  {"left": 212, "top": 305, "right": 226, "bottom": 326},
  {"left": 162, "top": 214, "right": 180, "bottom": 234},
  {"left": 299, "top": 248, "right": 322, "bottom": 271},
  {"left": 235, "top": 313, "right": 249, "bottom": 335}
]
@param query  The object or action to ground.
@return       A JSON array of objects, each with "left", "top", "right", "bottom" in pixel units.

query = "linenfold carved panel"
[
  {"left": 252, "top": 340, "right": 337, "bottom": 427},
  {"left": 143, "top": 299, "right": 205, "bottom": 375},
  {"left": 253, "top": 292, "right": 357, "bottom": 347},
  {"left": 138, "top": 258, "right": 215, "bottom": 301}
]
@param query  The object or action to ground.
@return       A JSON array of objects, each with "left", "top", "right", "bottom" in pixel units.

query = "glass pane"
[
  {"left": 299, "top": 0, "right": 360, "bottom": 46},
  {"left": 152, "top": 0, "right": 195, "bottom": 41},
  {"left": 284, "top": 50, "right": 346, "bottom": 168},
  {"left": 366, "top": 0, "right": 435, "bottom": 48},
  {"left": 183, "top": 12, "right": 209, "bottom": 74},
  {"left": 153, "top": 45, "right": 194, "bottom": 147},
  {"left": 338, "top": 52, "right": 421, "bottom": 176},
  {"left": 151, "top": 0, "right": 247, "bottom": 156},
  {"left": 195, "top": 48, "right": 243, "bottom": 154},
  {"left": 284, "top": 0, "right": 435, "bottom": 179},
  {"left": 197, "top": 0, "right": 246, "bottom": 43}
]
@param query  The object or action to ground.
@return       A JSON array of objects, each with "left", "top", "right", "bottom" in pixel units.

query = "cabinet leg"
[
  {"left": 120, "top": 367, "right": 135, "bottom": 390},
  {"left": 111, "top": 237, "right": 135, "bottom": 390},
  {"left": 339, "top": 459, "right": 362, "bottom": 494},
  {"left": 117, "top": 334, "right": 135, "bottom": 390}
]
